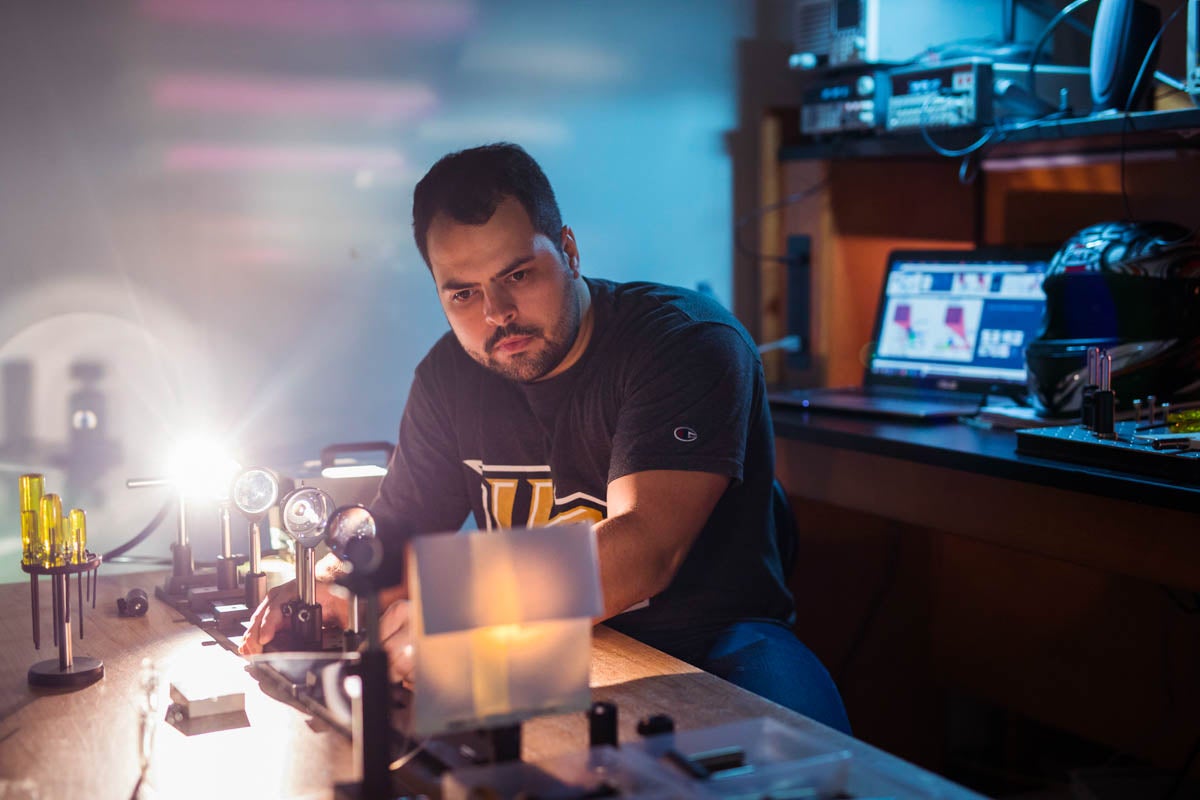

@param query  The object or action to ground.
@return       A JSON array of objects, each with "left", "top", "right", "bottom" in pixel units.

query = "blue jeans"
[{"left": 631, "top": 619, "right": 852, "bottom": 735}]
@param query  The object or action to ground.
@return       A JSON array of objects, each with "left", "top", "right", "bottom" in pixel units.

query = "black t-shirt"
[{"left": 371, "top": 278, "right": 794, "bottom": 645}]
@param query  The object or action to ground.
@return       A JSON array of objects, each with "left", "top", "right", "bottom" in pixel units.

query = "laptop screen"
[{"left": 868, "top": 250, "right": 1050, "bottom": 393}]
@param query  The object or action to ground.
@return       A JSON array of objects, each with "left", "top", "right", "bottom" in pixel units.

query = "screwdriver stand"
[{"left": 24, "top": 554, "right": 104, "bottom": 688}]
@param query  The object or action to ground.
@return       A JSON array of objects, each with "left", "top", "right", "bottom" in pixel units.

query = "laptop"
[{"left": 770, "top": 248, "right": 1052, "bottom": 420}]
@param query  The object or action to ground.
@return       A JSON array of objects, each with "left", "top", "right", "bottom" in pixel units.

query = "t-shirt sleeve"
[
  {"left": 369, "top": 357, "right": 470, "bottom": 584},
  {"left": 609, "top": 321, "right": 757, "bottom": 485}
]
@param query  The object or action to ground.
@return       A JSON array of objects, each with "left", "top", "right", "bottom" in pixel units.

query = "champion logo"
[{"left": 673, "top": 426, "right": 698, "bottom": 443}]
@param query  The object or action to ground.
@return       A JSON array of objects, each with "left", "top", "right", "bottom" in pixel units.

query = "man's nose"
[{"left": 482, "top": 286, "right": 517, "bottom": 327}]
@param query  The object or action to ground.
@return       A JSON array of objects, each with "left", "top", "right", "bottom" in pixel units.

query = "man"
[{"left": 242, "top": 143, "right": 849, "bottom": 733}]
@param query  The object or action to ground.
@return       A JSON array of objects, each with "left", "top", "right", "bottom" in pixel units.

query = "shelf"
[{"left": 780, "top": 106, "right": 1200, "bottom": 162}]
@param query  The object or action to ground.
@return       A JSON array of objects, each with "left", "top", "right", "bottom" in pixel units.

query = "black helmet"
[{"left": 1025, "top": 221, "right": 1200, "bottom": 417}]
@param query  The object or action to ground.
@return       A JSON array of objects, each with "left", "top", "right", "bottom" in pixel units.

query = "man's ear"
[{"left": 561, "top": 226, "right": 580, "bottom": 276}]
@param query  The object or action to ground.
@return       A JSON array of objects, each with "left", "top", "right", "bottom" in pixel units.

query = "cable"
[
  {"left": 734, "top": 181, "right": 828, "bottom": 264},
  {"left": 1161, "top": 585, "right": 1200, "bottom": 614},
  {"left": 1118, "top": 0, "right": 1188, "bottom": 223},
  {"left": 919, "top": 105, "right": 998, "bottom": 158},
  {"left": 102, "top": 496, "right": 175, "bottom": 562},
  {"left": 834, "top": 521, "right": 902, "bottom": 684},
  {"left": 918, "top": 99, "right": 1072, "bottom": 183},
  {"left": 1026, "top": 0, "right": 1096, "bottom": 98}
]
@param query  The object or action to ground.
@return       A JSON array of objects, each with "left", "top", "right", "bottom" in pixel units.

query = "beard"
[{"left": 470, "top": 291, "right": 582, "bottom": 383}]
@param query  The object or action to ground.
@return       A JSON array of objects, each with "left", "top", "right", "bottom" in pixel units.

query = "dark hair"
[{"left": 412, "top": 143, "right": 563, "bottom": 269}]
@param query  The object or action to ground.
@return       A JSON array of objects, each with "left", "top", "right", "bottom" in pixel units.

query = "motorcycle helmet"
[{"left": 1025, "top": 221, "right": 1200, "bottom": 417}]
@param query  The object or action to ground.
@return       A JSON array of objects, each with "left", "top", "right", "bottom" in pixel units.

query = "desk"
[
  {"left": 772, "top": 409, "right": 1200, "bottom": 774},
  {"left": 0, "top": 569, "right": 983, "bottom": 799},
  {"left": 773, "top": 409, "right": 1200, "bottom": 591}
]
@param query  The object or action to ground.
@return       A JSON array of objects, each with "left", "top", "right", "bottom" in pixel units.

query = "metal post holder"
[{"left": 23, "top": 554, "right": 104, "bottom": 688}]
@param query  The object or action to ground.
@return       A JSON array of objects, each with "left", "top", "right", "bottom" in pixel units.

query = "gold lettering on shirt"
[{"left": 464, "top": 461, "right": 606, "bottom": 530}]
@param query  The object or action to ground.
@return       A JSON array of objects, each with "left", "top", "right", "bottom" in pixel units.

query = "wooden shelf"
[{"left": 780, "top": 106, "right": 1200, "bottom": 161}]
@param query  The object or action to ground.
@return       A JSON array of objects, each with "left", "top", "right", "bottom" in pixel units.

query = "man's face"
[{"left": 427, "top": 197, "right": 582, "bottom": 383}]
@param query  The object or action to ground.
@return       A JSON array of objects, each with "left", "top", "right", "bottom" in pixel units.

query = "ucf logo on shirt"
[{"left": 464, "top": 460, "right": 606, "bottom": 530}]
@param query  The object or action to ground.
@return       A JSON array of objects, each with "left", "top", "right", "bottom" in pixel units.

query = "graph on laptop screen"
[{"left": 871, "top": 256, "right": 1048, "bottom": 387}]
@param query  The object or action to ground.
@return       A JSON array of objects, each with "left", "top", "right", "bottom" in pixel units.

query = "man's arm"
[{"left": 594, "top": 468, "right": 729, "bottom": 620}]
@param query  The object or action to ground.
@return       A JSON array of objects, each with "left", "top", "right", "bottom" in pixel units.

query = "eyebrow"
[{"left": 439, "top": 255, "right": 536, "bottom": 292}]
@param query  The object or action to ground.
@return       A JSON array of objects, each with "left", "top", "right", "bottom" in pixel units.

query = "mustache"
[{"left": 485, "top": 324, "right": 542, "bottom": 354}]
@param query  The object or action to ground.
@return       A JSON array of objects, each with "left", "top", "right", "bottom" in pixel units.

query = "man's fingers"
[
  {"left": 239, "top": 599, "right": 272, "bottom": 654},
  {"left": 379, "top": 599, "right": 410, "bottom": 640},
  {"left": 382, "top": 626, "right": 415, "bottom": 684},
  {"left": 238, "top": 582, "right": 295, "bottom": 655}
]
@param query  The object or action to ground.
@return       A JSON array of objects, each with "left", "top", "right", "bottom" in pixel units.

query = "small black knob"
[
  {"left": 117, "top": 587, "right": 149, "bottom": 617},
  {"left": 589, "top": 701, "right": 618, "bottom": 747},
  {"left": 636, "top": 713, "right": 675, "bottom": 737}
]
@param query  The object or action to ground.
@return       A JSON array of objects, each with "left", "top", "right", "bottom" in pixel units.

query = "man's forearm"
[{"left": 592, "top": 512, "right": 687, "bottom": 621}]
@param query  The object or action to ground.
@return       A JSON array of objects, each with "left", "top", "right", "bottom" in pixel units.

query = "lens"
[
  {"left": 231, "top": 468, "right": 279, "bottom": 517},
  {"left": 325, "top": 505, "right": 376, "bottom": 559},
  {"left": 281, "top": 487, "right": 336, "bottom": 547}
]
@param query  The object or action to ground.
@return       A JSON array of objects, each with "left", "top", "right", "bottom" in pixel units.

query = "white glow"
[
  {"left": 320, "top": 465, "right": 387, "bottom": 479},
  {"left": 167, "top": 434, "right": 241, "bottom": 499}
]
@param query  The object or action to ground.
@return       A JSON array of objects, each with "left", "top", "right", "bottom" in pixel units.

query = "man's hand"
[
  {"left": 238, "top": 579, "right": 349, "bottom": 655},
  {"left": 379, "top": 598, "right": 415, "bottom": 684}
]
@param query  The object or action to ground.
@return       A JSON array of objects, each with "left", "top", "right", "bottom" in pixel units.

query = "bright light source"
[{"left": 166, "top": 435, "right": 241, "bottom": 499}]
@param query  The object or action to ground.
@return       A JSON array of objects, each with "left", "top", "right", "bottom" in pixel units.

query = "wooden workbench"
[{"left": 0, "top": 569, "right": 984, "bottom": 799}]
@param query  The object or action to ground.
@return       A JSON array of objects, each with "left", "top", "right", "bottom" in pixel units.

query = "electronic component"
[
  {"left": 881, "top": 59, "right": 1091, "bottom": 133},
  {"left": 800, "top": 67, "right": 879, "bottom": 137},
  {"left": 790, "top": 0, "right": 1020, "bottom": 69}
]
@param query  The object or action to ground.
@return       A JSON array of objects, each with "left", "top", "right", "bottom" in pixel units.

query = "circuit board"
[{"left": 1015, "top": 421, "right": 1200, "bottom": 484}]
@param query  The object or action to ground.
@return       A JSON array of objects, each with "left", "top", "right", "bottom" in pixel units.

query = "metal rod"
[
  {"left": 1086, "top": 346, "right": 1100, "bottom": 384},
  {"left": 249, "top": 520, "right": 262, "bottom": 575},
  {"left": 347, "top": 594, "right": 360, "bottom": 636},
  {"left": 219, "top": 503, "right": 233, "bottom": 558},
  {"left": 30, "top": 574, "right": 39, "bottom": 650},
  {"left": 78, "top": 571, "right": 84, "bottom": 640},
  {"left": 1099, "top": 353, "right": 1112, "bottom": 391},
  {"left": 299, "top": 546, "right": 317, "bottom": 606},
  {"left": 177, "top": 492, "right": 189, "bottom": 547},
  {"left": 125, "top": 477, "right": 171, "bottom": 488},
  {"left": 56, "top": 573, "right": 72, "bottom": 671},
  {"left": 51, "top": 574, "right": 59, "bottom": 648}
]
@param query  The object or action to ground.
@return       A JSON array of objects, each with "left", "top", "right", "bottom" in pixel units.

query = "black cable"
[
  {"left": 918, "top": 101, "right": 1072, "bottom": 183},
  {"left": 1161, "top": 585, "right": 1200, "bottom": 614},
  {"left": 1026, "top": 0, "right": 1096, "bottom": 98},
  {"left": 1119, "top": 0, "right": 1187, "bottom": 223},
  {"left": 102, "top": 496, "right": 175, "bottom": 562},
  {"left": 834, "top": 522, "right": 902, "bottom": 683},
  {"left": 919, "top": 103, "right": 998, "bottom": 159},
  {"left": 734, "top": 181, "right": 828, "bottom": 264}
]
